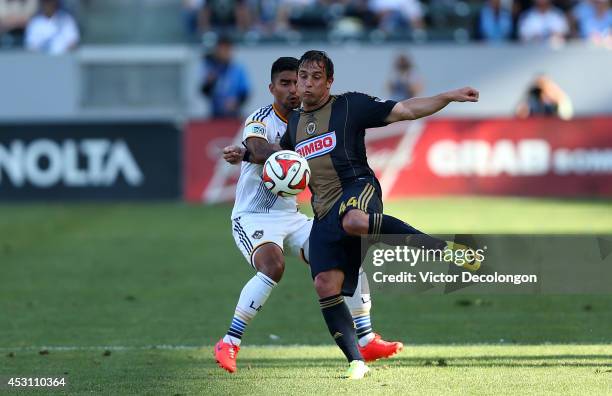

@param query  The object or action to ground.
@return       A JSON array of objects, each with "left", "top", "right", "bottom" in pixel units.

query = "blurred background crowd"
[
  {"left": 0, "top": 0, "right": 610, "bottom": 52},
  {"left": 0, "top": 0, "right": 608, "bottom": 120}
]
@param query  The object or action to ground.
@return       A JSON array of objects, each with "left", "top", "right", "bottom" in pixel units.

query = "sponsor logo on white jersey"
[{"left": 252, "top": 125, "right": 264, "bottom": 134}]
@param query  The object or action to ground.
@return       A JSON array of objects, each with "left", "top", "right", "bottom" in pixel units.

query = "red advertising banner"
[
  {"left": 389, "top": 117, "right": 612, "bottom": 197},
  {"left": 184, "top": 119, "right": 243, "bottom": 203},
  {"left": 183, "top": 119, "right": 419, "bottom": 203},
  {"left": 184, "top": 117, "right": 612, "bottom": 203}
]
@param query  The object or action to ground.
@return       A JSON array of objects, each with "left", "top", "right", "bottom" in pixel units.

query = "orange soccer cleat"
[
  {"left": 214, "top": 339, "right": 240, "bottom": 373},
  {"left": 358, "top": 333, "right": 403, "bottom": 362}
]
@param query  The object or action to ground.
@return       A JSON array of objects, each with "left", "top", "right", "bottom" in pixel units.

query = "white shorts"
[{"left": 231, "top": 211, "right": 312, "bottom": 268}]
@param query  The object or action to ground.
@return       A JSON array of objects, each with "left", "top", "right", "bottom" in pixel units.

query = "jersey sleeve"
[
  {"left": 349, "top": 92, "right": 397, "bottom": 130},
  {"left": 242, "top": 118, "right": 268, "bottom": 143}
]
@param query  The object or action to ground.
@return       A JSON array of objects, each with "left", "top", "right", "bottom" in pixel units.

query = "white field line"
[
  {"left": 0, "top": 343, "right": 607, "bottom": 352},
  {"left": 0, "top": 345, "right": 200, "bottom": 352},
  {"left": 0, "top": 345, "right": 329, "bottom": 352}
]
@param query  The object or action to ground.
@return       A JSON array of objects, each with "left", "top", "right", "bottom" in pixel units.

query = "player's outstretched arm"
[
  {"left": 244, "top": 137, "right": 281, "bottom": 164},
  {"left": 222, "top": 139, "right": 281, "bottom": 165},
  {"left": 384, "top": 87, "right": 479, "bottom": 124}
]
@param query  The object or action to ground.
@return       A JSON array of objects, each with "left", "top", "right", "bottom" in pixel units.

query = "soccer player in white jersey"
[{"left": 215, "top": 57, "right": 402, "bottom": 373}]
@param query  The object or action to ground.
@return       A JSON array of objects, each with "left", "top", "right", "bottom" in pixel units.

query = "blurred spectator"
[
  {"left": 25, "top": 0, "right": 79, "bottom": 54},
  {"left": 476, "top": 0, "right": 513, "bottom": 42},
  {"left": 578, "top": 0, "right": 611, "bottom": 43},
  {"left": 183, "top": 0, "right": 204, "bottom": 38},
  {"left": 256, "top": 0, "right": 282, "bottom": 34},
  {"left": 569, "top": 0, "right": 594, "bottom": 37},
  {"left": 387, "top": 53, "right": 423, "bottom": 101},
  {"left": 518, "top": 0, "right": 569, "bottom": 43},
  {"left": 276, "top": 0, "right": 328, "bottom": 32},
  {"left": 198, "top": 0, "right": 255, "bottom": 34},
  {"left": 201, "top": 36, "right": 251, "bottom": 118},
  {"left": 341, "top": 0, "right": 378, "bottom": 29},
  {"left": 368, "top": 0, "right": 425, "bottom": 33},
  {"left": 510, "top": 0, "right": 530, "bottom": 39},
  {"left": 0, "top": 0, "right": 37, "bottom": 47},
  {"left": 515, "top": 74, "right": 573, "bottom": 120}
]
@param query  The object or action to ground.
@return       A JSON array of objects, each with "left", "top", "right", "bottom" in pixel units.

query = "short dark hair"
[
  {"left": 299, "top": 50, "right": 334, "bottom": 79},
  {"left": 270, "top": 57, "right": 299, "bottom": 82}
]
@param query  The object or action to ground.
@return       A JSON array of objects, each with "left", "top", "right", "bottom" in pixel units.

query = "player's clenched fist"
[
  {"left": 448, "top": 87, "right": 479, "bottom": 102},
  {"left": 223, "top": 145, "right": 245, "bottom": 165}
]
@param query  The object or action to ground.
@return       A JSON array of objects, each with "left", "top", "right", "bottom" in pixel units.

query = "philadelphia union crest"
[{"left": 306, "top": 121, "right": 316, "bottom": 135}]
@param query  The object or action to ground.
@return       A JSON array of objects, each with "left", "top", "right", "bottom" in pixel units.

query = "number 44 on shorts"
[{"left": 339, "top": 196, "right": 359, "bottom": 216}]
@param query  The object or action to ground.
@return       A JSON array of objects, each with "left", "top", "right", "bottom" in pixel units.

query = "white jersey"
[{"left": 231, "top": 104, "right": 297, "bottom": 219}]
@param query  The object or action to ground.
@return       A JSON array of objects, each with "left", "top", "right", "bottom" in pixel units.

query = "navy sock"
[
  {"left": 319, "top": 294, "right": 362, "bottom": 362},
  {"left": 369, "top": 213, "right": 446, "bottom": 249}
]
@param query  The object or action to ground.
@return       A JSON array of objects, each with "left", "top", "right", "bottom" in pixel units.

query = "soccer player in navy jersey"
[
  {"left": 225, "top": 50, "right": 479, "bottom": 378},
  {"left": 216, "top": 57, "right": 402, "bottom": 374}
]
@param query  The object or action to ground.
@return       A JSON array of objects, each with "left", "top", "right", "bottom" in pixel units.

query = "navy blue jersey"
[{"left": 280, "top": 92, "right": 396, "bottom": 218}]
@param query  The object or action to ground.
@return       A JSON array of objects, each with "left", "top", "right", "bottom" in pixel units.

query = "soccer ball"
[{"left": 262, "top": 150, "right": 310, "bottom": 197}]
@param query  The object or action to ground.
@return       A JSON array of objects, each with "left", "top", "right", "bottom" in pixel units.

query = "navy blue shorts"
[{"left": 309, "top": 176, "right": 383, "bottom": 296}]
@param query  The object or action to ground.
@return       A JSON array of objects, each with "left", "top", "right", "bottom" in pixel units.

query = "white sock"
[
  {"left": 345, "top": 268, "right": 374, "bottom": 346},
  {"left": 358, "top": 332, "right": 376, "bottom": 347},
  {"left": 224, "top": 272, "right": 276, "bottom": 346}
]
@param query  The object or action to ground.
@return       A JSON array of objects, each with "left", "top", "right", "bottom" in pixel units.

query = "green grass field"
[{"left": 1, "top": 198, "right": 611, "bottom": 394}]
